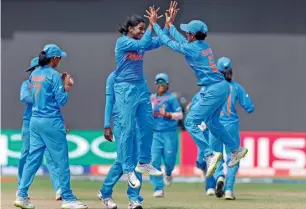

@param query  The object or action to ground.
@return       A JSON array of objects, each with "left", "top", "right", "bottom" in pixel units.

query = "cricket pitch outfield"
[{"left": 1, "top": 177, "right": 306, "bottom": 209}]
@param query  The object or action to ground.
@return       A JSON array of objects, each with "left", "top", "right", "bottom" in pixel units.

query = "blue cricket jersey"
[
  {"left": 114, "top": 28, "right": 169, "bottom": 83},
  {"left": 30, "top": 66, "right": 69, "bottom": 118},
  {"left": 151, "top": 92, "right": 182, "bottom": 131},
  {"left": 20, "top": 80, "right": 33, "bottom": 121},
  {"left": 153, "top": 24, "right": 224, "bottom": 86},
  {"left": 219, "top": 81, "right": 254, "bottom": 125}
]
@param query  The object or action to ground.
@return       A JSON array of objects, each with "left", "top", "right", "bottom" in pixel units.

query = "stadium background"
[{"left": 1, "top": 0, "right": 306, "bottom": 179}]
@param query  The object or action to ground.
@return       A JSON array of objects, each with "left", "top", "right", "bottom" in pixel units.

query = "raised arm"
[
  {"left": 145, "top": 27, "right": 170, "bottom": 51},
  {"left": 169, "top": 25, "right": 187, "bottom": 43},
  {"left": 153, "top": 23, "right": 192, "bottom": 56}
]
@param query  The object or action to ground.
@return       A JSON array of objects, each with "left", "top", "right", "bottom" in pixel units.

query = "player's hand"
[
  {"left": 159, "top": 107, "right": 166, "bottom": 116},
  {"left": 104, "top": 127, "right": 113, "bottom": 142},
  {"left": 144, "top": 6, "right": 163, "bottom": 25},
  {"left": 62, "top": 72, "right": 74, "bottom": 92},
  {"left": 186, "top": 102, "right": 192, "bottom": 111},
  {"left": 65, "top": 125, "right": 70, "bottom": 133},
  {"left": 165, "top": 1, "right": 179, "bottom": 26}
]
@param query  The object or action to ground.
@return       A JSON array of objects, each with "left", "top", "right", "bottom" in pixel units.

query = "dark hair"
[
  {"left": 195, "top": 32, "right": 207, "bottom": 40},
  {"left": 221, "top": 69, "right": 233, "bottom": 82},
  {"left": 118, "top": 15, "right": 145, "bottom": 35},
  {"left": 38, "top": 51, "right": 51, "bottom": 66}
]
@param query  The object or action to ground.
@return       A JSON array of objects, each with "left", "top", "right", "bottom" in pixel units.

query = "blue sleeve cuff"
[{"left": 163, "top": 27, "right": 170, "bottom": 36}]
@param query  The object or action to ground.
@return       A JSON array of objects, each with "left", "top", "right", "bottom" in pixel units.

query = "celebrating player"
[
  {"left": 17, "top": 57, "right": 62, "bottom": 201},
  {"left": 97, "top": 72, "right": 144, "bottom": 209},
  {"left": 113, "top": 14, "right": 170, "bottom": 188},
  {"left": 149, "top": 73, "right": 183, "bottom": 198},
  {"left": 206, "top": 57, "right": 254, "bottom": 200},
  {"left": 145, "top": 1, "right": 248, "bottom": 178},
  {"left": 14, "top": 44, "right": 88, "bottom": 209}
]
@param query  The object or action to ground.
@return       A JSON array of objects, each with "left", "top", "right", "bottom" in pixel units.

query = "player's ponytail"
[
  {"left": 195, "top": 32, "right": 207, "bottom": 40},
  {"left": 118, "top": 15, "right": 145, "bottom": 35},
  {"left": 38, "top": 51, "right": 50, "bottom": 66},
  {"left": 221, "top": 69, "right": 233, "bottom": 82},
  {"left": 118, "top": 24, "right": 129, "bottom": 35}
]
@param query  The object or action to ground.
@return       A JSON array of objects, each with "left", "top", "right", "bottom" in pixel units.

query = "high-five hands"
[{"left": 144, "top": 1, "right": 180, "bottom": 27}]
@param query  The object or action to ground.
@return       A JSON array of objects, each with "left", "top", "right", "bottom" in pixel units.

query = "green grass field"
[{"left": 2, "top": 177, "right": 306, "bottom": 209}]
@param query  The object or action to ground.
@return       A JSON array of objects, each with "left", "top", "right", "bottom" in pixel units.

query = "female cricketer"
[
  {"left": 206, "top": 57, "right": 254, "bottom": 200},
  {"left": 149, "top": 73, "right": 183, "bottom": 198},
  {"left": 18, "top": 57, "right": 61, "bottom": 201},
  {"left": 145, "top": 1, "right": 248, "bottom": 178},
  {"left": 113, "top": 14, "right": 169, "bottom": 188},
  {"left": 14, "top": 44, "right": 88, "bottom": 209},
  {"left": 98, "top": 71, "right": 143, "bottom": 209}
]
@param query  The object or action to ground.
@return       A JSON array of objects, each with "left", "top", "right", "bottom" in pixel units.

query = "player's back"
[
  {"left": 184, "top": 41, "right": 224, "bottom": 86},
  {"left": 114, "top": 36, "right": 145, "bottom": 83},
  {"left": 30, "top": 66, "right": 66, "bottom": 118},
  {"left": 220, "top": 81, "right": 254, "bottom": 124}
]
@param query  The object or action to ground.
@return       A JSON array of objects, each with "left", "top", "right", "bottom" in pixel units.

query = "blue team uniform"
[
  {"left": 149, "top": 74, "right": 182, "bottom": 191},
  {"left": 100, "top": 72, "right": 143, "bottom": 202},
  {"left": 18, "top": 57, "right": 60, "bottom": 193},
  {"left": 113, "top": 28, "right": 169, "bottom": 173},
  {"left": 18, "top": 44, "right": 77, "bottom": 201},
  {"left": 198, "top": 57, "right": 254, "bottom": 192},
  {"left": 152, "top": 22, "right": 238, "bottom": 161},
  {"left": 209, "top": 80, "right": 254, "bottom": 192}
]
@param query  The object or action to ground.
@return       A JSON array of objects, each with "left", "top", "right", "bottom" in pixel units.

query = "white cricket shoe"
[
  {"left": 101, "top": 197, "right": 117, "bottom": 209},
  {"left": 224, "top": 190, "right": 236, "bottom": 200},
  {"left": 61, "top": 200, "right": 88, "bottom": 209},
  {"left": 128, "top": 200, "right": 142, "bottom": 209},
  {"left": 164, "top": 175, "right": 173, "bottom": 187},
  {"left": 215, "top": 176, "right": 225, "bottom": 198},
  {"left": 153, "top": 190, "right": 164, "bottom": 198},
  {"left": 206, "top": 188, "right": 215, "bottom": 196},
  {"left": 128, "top": 200, "right": 143, "bottom": 209},
  {"left": 205, "top": 152, "right": 222, "bottom": 177},
  {"left": 97, "top": 190, "right": 103, "bottom": 200},
  {"left": 127, "top": 171, "right": 141, "bottom": 189},
  {"left": 14, "top": 196, "right": 35, "bottom": 209},
  {"left": 56, "top": 189, "right": 62, "bottom": 201},
  {"left": 228, "top": 146, "right": 248, "bottom": 167},
  {"left": 135, "top": 163, "right": 163, "bottom": 176}
]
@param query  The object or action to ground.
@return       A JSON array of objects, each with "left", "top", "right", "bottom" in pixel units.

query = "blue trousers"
[
  {"left": 195, "top": 130, "right": 217, "bottom": 190},
  {"left": 114, "top": 81, "right": 153, "bottom": 173},
  {"left": 18, "top": 117, "right": 76, "bottom": 201},
  {"left": 209, "top": 122, "right": 240, "bottom": 192},
  {"left": 150, "top": 130, "right": 178, "bottom": 191},
  {"left": 100, "top": 115, "right": 143, "bottom": 201},
  {"left": 184, "top": 80, "right": 238, "bottom": 159},
  {"left": 18, "top": 120, "right": 60, "bottom": 192}
]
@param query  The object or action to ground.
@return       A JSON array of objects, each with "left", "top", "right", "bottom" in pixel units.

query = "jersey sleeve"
[
  {"left": 169, "top": 25, "right": 188, "bottom": 43},
  {"left": 145, "top": 28, "right": 170, "bottom": 51},
  {"left": 153, "top": 23, "right": 194, "bottom": 56},
  {"left": 237, "top": 83, "right": 254, "bottom": 113},
  {"left": 116, "top": 28, "right": 152, "bottom": 51},
  {"left": 20, "top": 81, "right": 33, "bottom": 104},
  {"left": 104, "top": 74, "right": 115, "bottom": 128},
  {"left": 171, "top": 95, "right": 182, "bottom": 113},
  {"left": 52, "top": 73, "right": 69, "bottom": 106}
]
